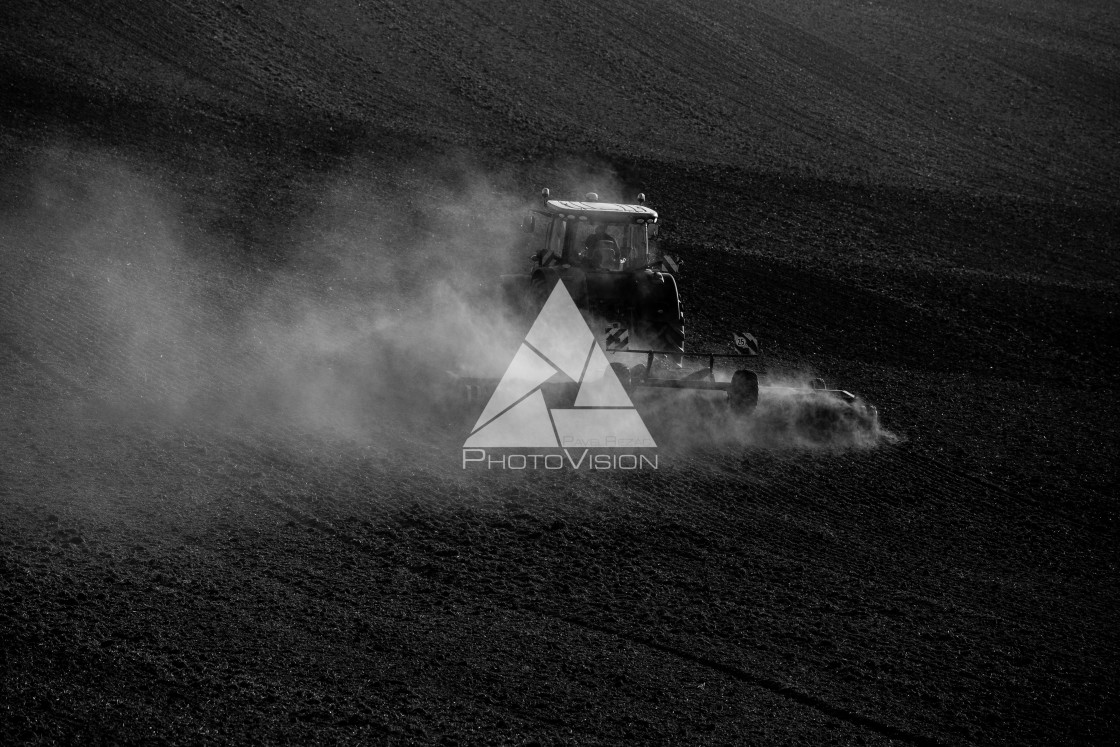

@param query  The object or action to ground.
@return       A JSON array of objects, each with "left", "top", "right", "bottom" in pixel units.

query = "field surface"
[{"left": 1, "top": 1, "right": 1118, "bottom": 745}]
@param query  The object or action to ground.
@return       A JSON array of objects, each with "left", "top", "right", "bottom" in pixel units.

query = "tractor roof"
[{"left": 543, "top": 200, "right": 658, "bottom": 223}]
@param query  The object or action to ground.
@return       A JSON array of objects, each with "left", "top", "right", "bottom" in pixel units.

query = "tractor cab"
[
  {"left": 484, "top": 189, "right": 875, "bottom": 428},
  {"left": 504, "top": 189, "right": 685, "bottom": 356},
  {"left": 528, "top": 192, "right": 665, "bottom": 273}
]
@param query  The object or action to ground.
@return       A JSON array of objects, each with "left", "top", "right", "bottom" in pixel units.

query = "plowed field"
[{"left": 2, "top": 1, "right": 1117, "bottom": 744}]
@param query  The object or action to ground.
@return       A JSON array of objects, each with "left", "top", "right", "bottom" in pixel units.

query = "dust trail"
[
  {"left": 0, "top": 145, "right": 540, "bottom": 445},
  {"left": 631, "top": 370, "right": 896, "bottom": 451},
  {"left": 1, "top": 145, "right": 891, "bottom": 458},
  {"left": 739, "top": 380, "right": 895, "bottom": 449}
]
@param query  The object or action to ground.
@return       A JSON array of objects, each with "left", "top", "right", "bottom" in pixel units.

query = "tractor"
[
  {"left": 502, "top": 189, "right": 685, "bottom": 357},
  {"left": 492, "top": 189, "right": 772, "bottom": 417}
]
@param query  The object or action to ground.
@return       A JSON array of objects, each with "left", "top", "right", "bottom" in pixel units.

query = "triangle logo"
[{"left": 465, "top": 281, "right": 656, "bottom": 449}]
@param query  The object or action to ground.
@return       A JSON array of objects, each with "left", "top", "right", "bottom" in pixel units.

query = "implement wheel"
[{"left": 728, "top": 369, "right": 759, "bottom": 418}]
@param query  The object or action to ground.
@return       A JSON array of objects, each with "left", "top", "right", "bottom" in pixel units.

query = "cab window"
[
  {"left": 546, "top": 218, "right": 567, "bottom": 263},
  {"left": 625, "top": 223, "right": 660, "bottom": 265},
  {"left": 572, "top": 222, "right": 625, "bottom": 268}
]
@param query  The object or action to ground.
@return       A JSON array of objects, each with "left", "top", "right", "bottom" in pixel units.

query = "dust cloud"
[
  {"left": 0, "top": 144, "right": 892, "bottom": 457},
  {"left": 630, "top": 370, "right": 895, "bottom": 452},
  {"left": 0, "top": 145, "right": 538, "bottom": 444}
]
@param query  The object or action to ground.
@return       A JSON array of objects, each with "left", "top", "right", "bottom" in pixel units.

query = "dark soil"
[{"left": 2, "top": 1, "right": 1117, "bottom": 745}]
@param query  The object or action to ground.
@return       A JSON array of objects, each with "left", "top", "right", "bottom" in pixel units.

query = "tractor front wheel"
[
  {"left": 528, "top": 275, "right": 550, "bottom": 313},
  {"left": 728, "top": 370, "right": 759, "bottom": 418}
]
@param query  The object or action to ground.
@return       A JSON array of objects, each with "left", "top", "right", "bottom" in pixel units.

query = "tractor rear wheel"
[
  {"left": 652, "top": 320, "right": 685, "bottom": 356},
  {"left": 728, "top": 370, "right": 759, "bottom": 418}
]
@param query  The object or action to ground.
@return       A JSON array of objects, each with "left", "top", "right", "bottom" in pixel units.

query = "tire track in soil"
[
  {"left": 632, "top": 443, "right": 1112, "bottom": 717},
  {"left": 0, "top": 332, "right": 88, "bottom": 397},
  {"left": 559, "top": 615, "right": 939, "bottom": 746},
  {"left": 215, "top": 415, "right": 1114, "bottom": 747},
  {"left": 246, "top": 473, "right": 940, "bottom": 745}
]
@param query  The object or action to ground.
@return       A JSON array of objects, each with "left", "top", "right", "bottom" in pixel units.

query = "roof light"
[
  {"left": 637, "top": 192, "right": 646, "bottom": 205},
  {"left": 584, "top": 192, "right": 598, "bottom": 201}
]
